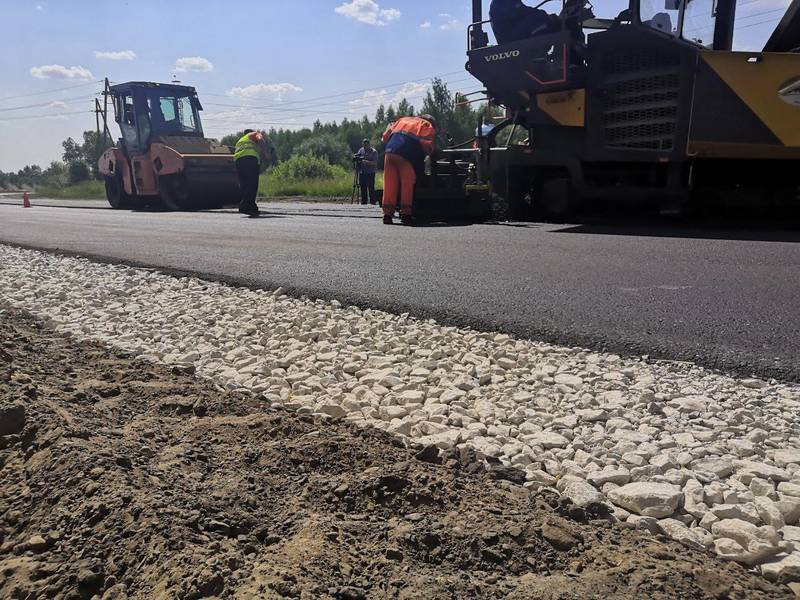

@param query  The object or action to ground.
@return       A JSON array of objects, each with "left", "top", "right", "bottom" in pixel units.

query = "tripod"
[{"left": 350, "top": 161, "right": 362, "bottom": 205}]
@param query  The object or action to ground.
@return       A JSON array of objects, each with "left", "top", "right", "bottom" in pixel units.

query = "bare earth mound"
[{"left": 0, "top": 308, "right": 790, "bottom": 599}]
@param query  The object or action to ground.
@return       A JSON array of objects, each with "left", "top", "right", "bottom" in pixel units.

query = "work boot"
[
  {"left": 383, "top": 215, "right": 393, "bottom": 225},
  {"left": 239, "top": 206, "right": 260, "bottom": 217},
  {"left": 401, "top": 215, "right": 413, "bottom": 226}
]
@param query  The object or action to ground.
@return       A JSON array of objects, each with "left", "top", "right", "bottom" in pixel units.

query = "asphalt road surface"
[{"left": 1, "top": 198, "right": 799, "bottom": 382}]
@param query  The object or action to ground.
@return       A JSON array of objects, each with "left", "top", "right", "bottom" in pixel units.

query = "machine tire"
[
  {"left": 159, "top": 174, "right": 194, "bottom": 211},
  {"left": 539, "top": 177, "right": 578, "bottom": 223},
  {"left": 105, "top": 174, "right": 134, "bottom": 210}
]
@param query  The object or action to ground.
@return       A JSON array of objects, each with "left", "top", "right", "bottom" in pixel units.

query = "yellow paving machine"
[{"left": 414, "top": 0, "right": 800, "bottom": 220}]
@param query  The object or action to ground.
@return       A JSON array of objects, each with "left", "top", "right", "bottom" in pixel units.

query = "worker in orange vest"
[{"left": 381, "top": 114, "right": 437, "bottom": 225}]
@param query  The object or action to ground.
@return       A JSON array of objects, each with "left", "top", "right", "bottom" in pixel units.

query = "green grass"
[
  {"left": 37, "top": 179, "right": 106, "bottom": 200},
  {"left": 33, "top": 173, "right": 384, "bottom": 202},
  {"left": 259, "top": 172, "right": 383, "bottom": 199}
]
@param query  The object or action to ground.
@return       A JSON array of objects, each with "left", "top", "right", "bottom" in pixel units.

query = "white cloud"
[
  {"left": 226, "top": 82, "right": 303, "bottom": 101},
  {"left": 174, "top": 56, "right": 214, "bottom": 73},
  {"left": 36, "top": 5, "right": 44, "bottom": 11},
  {"left": 48, "top": 101, "right": 68, "bottom": 110},
  {"left": 394, "top": 81, "right": 429, "bottom": 100},
  {"left": 94, "top": 50, "right": 137, "bottom": 61},
  {"left": 30, "top": 64, "right": 94, "bottom": 80},
  {"left": 347, "top": 81, "right": 430, "bottom": 115},
  {"left": 420, "top": 21, "right": 432, "bottom": 28},
  {"left": 440, "top": 18, "right": 463, "bottom": 31},
  {"left": 335, "top": 0, "right": 401, "bottom": 26}
]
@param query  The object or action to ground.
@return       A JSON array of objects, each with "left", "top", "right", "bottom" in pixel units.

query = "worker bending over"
[
  {"left": 381, "top": 115, "right": 437, "bottom": 226},
  {"left": 234, "top": 129, "right": 271, "bottom": 217}
]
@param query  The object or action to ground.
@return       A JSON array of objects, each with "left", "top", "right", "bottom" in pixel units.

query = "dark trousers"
[
  {"left": 359, "top": 172, "right": 376, "bottom": 205},
  {"left": 236, "top": 156, "right": 260, "bottom": 210}
]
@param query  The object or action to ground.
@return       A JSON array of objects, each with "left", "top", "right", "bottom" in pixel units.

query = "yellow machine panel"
[
  {"left": 536, "top": 89, "right": 586, "bottom": 127},
  {"left": 689, "top": 52, "right": 800, "bottom": 157}
]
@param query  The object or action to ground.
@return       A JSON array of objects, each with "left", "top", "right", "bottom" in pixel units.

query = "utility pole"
[
  {"left": 95, "top": 78, "right": 113, "bottom": 147},
  {"left": 93, "top": 78, "right": 114, "bottom": 170}
]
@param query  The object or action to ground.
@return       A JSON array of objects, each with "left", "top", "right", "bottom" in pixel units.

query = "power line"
[
  {"left": 0, "top": 110, "right": 94, "bottom": 123},
  {"left": 735, "top": 6, "right": 788, "bottom": 21},
  {"left": 737, "top": 16, "right": 784, "bottom": 29},
  {"left": 201, "top": 80, "right": 475, "bottom": 127},
  {"left": 0, "top": 81, "right": 102, "bottom": 104},
  {"left": 0, "top": 94, "right": 98, "bottom": 114},
  {"left": 201, "top": 70, "right": 465, "bottom": 108},
  {"left": 0, "top": 72, "right": 471, "bottom": 129},
  {"left": 202, "top": 75, "right": 474, "bottom": 120}
]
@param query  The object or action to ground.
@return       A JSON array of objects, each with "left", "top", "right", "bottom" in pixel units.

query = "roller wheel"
[
  {"left": 105, "top": 173, "right": 134, "bottom": 210},
  {"left": 159, "top": 174, "right": 194, "bottom": 211}
]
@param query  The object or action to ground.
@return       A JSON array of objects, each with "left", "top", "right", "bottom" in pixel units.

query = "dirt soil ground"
[{"left": 0, "top": 307, "right": 792, "bottom": 600}]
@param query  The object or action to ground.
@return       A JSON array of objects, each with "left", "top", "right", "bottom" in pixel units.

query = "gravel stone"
[
  {"left": 760, "top": 552, "right": 800, "bottom": 584},
  {"left": 557, "top": 477, "right": 606, "bottom": 509},
  {"left": 779, "top": 483, "right": 800, "bottom": 499},
  {"left": 659, "top": 519, "right": 713, "bottom": 550},
  {"left": 607, "top": 483, "right": 683, "bottom": 519}
]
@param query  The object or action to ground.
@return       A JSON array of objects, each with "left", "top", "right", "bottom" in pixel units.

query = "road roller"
[{"left": 98, "top": 81, "right": 239, "bottom": 210}]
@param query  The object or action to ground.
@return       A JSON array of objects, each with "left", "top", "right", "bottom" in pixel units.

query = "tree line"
[
  {"left": 222, "top": 78, "right": 501, "bottom": 171},
  {"left": 0, "top": 130, "right": 111, "bottom": 191},
  {"left": 0, "top": 79, "right": 499, "bottom": 190}
]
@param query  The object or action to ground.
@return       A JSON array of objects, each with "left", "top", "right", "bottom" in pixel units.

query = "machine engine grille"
[{"left": 600, "top": 49, "right": 682, "bottom": 151}]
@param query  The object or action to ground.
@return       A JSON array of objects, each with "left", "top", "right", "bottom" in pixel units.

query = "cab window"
[
  {"left": 160, "top": 97, "right": 177, "bottom": 122},
  {"left": 682, "top": 0, "right": 716, "bottom": 47},
  {"left": 640, "top": 0, "right": 679, "bottom": 35},
  {"left": 177, "top": 97, "right": 197, "bottom": 132}
]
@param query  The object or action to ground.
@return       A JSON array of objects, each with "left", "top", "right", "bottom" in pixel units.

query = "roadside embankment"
[{"left": 1, "top": 244, "right": 799, "bottom": 594}]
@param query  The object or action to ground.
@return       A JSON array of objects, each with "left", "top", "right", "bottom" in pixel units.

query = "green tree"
[
  {"left": 294, "top": 134, "right": 351, "bottom": 167},
  {"left": 68, "top": 161, "right": 90, "bottom": 184},
  {"left": 42, "top": 162, "right": 68, "bottom": 187},
  {"left": 271, "top": 154, "right": 342, "bottom": 181},
  {"left": 81, "top": 131, "right": 112, "bottom": 178},
  {"left": 62, "top": 138, "right": 83, "bottom": 164},
  {"left": 421, "top": 78, "right": 458, "bottom": 145},
  {"left": 219, "top": 78, "right": 493, "bottom": 172},
  {"left": 396, "top": 98, "right": 415, "bottom": 117}
]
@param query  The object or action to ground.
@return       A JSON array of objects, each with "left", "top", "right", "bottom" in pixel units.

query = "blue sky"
[{"left": 0, "top": 0, "right": 789, "bottom": 171}]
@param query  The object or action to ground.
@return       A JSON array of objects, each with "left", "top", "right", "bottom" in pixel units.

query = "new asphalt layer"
[{"left": 1, "top": 198, "right": 799, "bottom": 382}]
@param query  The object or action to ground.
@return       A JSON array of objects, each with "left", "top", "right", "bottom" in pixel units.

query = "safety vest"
[
  {"left": 234, "top": 132, "right": 262, "bottom": 163},
  {"left": 382, "top": 117, "right": 436, "bottom": 155}
]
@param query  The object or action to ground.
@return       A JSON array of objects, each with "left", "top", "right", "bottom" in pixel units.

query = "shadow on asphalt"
[
  {"left": 412, "top": 220, "right": 474, "bottom": 228},
  {"left": 553, "top": 223, "right": 800, "bottom": 243}
]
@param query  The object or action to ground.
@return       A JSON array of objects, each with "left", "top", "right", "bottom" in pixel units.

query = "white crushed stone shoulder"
[{"left": 1, "top": 244, "right": 800, "bottom": 584}]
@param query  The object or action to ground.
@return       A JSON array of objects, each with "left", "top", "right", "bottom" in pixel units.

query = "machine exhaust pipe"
[
  {"left": 470, "top": 0, "right": 489, "bottom": 49},
  {"left": 713, "top": 0, "right": 737, "bottom": 51}
]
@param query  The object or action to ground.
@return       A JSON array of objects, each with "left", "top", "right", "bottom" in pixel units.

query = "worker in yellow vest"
[{"left": 234, "top": 129, "right": 271, "bottom": 217}]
